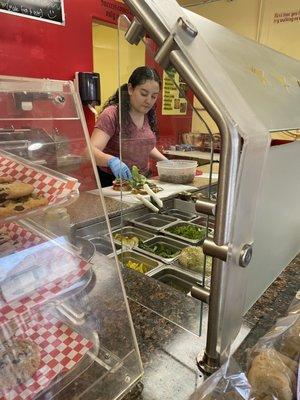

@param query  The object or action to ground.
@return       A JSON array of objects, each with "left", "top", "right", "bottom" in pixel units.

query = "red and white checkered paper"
[
  {"left": 0, "top": 151, "right": 80, "bottom": 206},
  {"left": 0, "top": 223, "right": 90, "bottom": 325},
  {"left": 0, "top": 312, "right": 94, "bottom": 400},
  {"left": 1, "top": 221, "right": 45, "bottom": 252}
]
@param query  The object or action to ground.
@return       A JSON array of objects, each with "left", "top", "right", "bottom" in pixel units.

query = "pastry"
[
  {"left": 0, "top": 176, "right": 14, "bottom": 184},
  {"left": 0, "top": 339, "right": 40, "bottom": 389},
  {"left": 0, "top": 195, "right": 49, "bottom": 217},
  {"left": 248, "top": 350, "right": 296, "bottom": 400},
  {"left": 0, "top": 182, "right": 34, "bottom": 202},
  {"left": 280, "top": 319, "right": 300, "bottom": 360}
]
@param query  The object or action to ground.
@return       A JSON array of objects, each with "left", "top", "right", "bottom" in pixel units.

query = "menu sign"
[
  {"left": 162, "top": 67, "right": 188, "bottom": 116},
  {"left": 0, "top": 0, "right": 65, "bottom": 25}
]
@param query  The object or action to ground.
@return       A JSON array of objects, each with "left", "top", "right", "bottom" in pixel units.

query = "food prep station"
[{"left": 71, "top": 190, "right": 215, "bottom": 294}]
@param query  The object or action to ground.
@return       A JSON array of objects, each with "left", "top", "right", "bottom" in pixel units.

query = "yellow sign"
[{"left": 162, "top": 68, "right": 187, "bottom": 116}]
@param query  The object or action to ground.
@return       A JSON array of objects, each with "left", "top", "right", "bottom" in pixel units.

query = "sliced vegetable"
[
  {"left": 178, "top": 246, "right": 212, "bottom": 274},
  {"left": 113, "top": 233, "right": 139, "bottom": 248},
  {"left": 124, "top": 259, "right": 148, "bottom": 274}
]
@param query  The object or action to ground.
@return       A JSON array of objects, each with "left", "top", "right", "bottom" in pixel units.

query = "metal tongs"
[{"left": 135, "top": 183, "right": 163, "bottom": 213}]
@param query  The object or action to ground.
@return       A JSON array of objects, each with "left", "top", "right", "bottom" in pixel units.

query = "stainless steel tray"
[
  {"left": 131, "top": 213, "right": 178, "bottom": 232},
  {"left": 149, "top": 264, "right": 202, "bottom": 294},
  {"left": 163, "top": 209, "right": 197, "bottom": 221},
  {"left": 117, "top": 250, "right": 162, "bottom": 275},
  {"left": 106, "top": 226, "right": 155, "bottom": 247},
  {"left": 136, "top": 235, "right": 187, "bottom": 264},
  {"left": 89, "top": 237, "right": 118, "bottom": 256},
  {"left": 161, "top": 221, "right": 212, "bottom": 245},
  {"left": 190, "top": 216, "right": 215, "bottom": 230}
]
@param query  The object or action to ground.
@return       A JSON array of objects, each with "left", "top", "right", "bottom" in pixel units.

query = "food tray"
[
  {"left": 107, "top": 226, "right": 155, "bottom": 247},
  {"left": 136, "top": 235, "right": 187, "bottom": 264},
  {"left": 190, "top": 215, "right": 215, "bottom": 230},
  {"left": 162, "top": 209, "right": 197, "bottom": 221},
  {"left": 118, "top": 250, "right": 162, "bottom": 275},
  {"left": 171, "top": 258, "right": 211, "bottom": 288},
  {"left": 161, "top": 221, "right": 213, "bottom": 245},
  {"left": 0, "top": 311, "right": 94, "bottom": 400},
  {"left": 0, "top": 149, "right": 80, "bottom": 222},
  {"left": 0, "top": 224, "right": 91, "bottom": 324},
  {"left": 131, "top": 213, "right": 178, "bottom": 232}
]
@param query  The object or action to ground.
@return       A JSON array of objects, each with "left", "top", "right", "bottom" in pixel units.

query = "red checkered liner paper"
[
  {"left": 0, "top": 151, "right": 80, "bottom": 206},
  {"left": 0, "top": 243, "right": 90, "bottom": 325},
  {"left": 1, "top": 221, "right": 45, "bottom": 252},
  {"left": 0, "top": 312, "right": 94, "bottom": 400}
]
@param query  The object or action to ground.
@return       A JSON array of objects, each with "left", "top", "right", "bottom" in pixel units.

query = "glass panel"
[
  {"left": 0, "top": 76, "right": 142, "bottom": 399},
  {"left": 115, "top": 15, "right": 220, "bottom": 337}
]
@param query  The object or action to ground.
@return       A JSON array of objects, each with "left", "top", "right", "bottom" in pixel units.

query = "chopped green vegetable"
[
  {"left": 167, "top": 224, "right": 206, "bottom": 241},
  {"left": 139, "top": 242, "right": 180, "bottom": 258},
  {"left": 130, "top": 165, "right": 147, "bottom": 189}
]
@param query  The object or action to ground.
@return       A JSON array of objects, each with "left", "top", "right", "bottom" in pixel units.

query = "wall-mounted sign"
[
  {"left": 0, "top": 0, "right": 65, "bottom": 25},
  {"left": 100, "top": 0, "right": 131, "bottom": 25},
  {"left": 162, "top": 67, "right": 188, "bottom": 116}
]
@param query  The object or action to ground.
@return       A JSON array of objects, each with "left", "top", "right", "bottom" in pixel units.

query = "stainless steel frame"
[{"left": 123, "top": 0, "right": 241, "bottom": 372}]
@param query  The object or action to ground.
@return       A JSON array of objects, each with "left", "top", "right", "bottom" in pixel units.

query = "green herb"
[
  {"left": 130, "top": 165, "right": 147, "bottom": 189},
  {"left": 167, "top": 224, "right": 206, "bottom": 241},
  {"left": 139, "top": 242, "right": 180, "bottom": 258}
]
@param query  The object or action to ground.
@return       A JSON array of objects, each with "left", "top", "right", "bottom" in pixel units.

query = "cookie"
[
  {"left": 0, "top": 176, "right": 14, "bottom": 184},
  {"left": 0, "top": 195, "right": 49, "bottom": 217},
  {"left": 0, "top": 182, "right": 34, "bottom": 202},
  {"left": 0, "top": 339, "right": 40, "bottom": 389}
]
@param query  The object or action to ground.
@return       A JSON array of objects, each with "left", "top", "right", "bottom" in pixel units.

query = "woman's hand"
[{"left": 107, "top": 157, "right": 132, "bottom": 180}]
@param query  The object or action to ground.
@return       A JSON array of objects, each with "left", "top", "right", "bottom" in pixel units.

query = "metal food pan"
[
  {"left": 190, "top": 216, "right": 215, "bottom": 230},
  {"left": 162, "top": 209, "right": 197, "bottom": 221},
  {"left": 149, "top": 265, "right": 202, "bottom": 294},
  {"left": 106, "top": 226, "right": 155, "bottom": 245},
  {"left": 161, "top": 221, "right": 212, "bottom": 245},
  {"left": 135, "top": 235, "right": 187, "bottom": 264},
  {"left": 118, "top": 250, "right": 162, "bottom": 275},
  {"left": 131, "top": 213, "right": 178, "bottom": 232}
]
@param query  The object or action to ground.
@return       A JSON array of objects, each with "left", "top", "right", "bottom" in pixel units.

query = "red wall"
[{"left": 0, "top": 0, "right": 130, "bottom": 131}]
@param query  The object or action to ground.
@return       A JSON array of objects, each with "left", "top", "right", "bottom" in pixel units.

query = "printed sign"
[
  {"left": 0, "top": 0, "right": 65, "bottom": 25},
  {"left": 100, "top": 0, "right": 131, "bottom": 25},
  {"left": 162, "top": 67, "right": 188, "bottom": 116}
]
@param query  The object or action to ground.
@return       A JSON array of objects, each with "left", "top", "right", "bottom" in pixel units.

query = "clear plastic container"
[{"left": 156, "top": 160, "right": 197, "bottom": 184}]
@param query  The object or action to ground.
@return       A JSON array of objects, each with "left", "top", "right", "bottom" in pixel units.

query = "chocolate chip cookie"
[
  {"left": 0, "top": 339, "right": 40, "bottom": 389},
  {"left": 0, "top": 182, "right": 34, "bottom": 202},
  {"left": 0, "top": 195, "right": 49, "bottom": 217}
]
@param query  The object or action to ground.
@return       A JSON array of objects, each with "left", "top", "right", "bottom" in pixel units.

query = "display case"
[
  {"left": 0, "top": 76, "right": 142, "bottom": 399},
  {"left": 114, "top": 0, "right": 300, "bottom": 374}
]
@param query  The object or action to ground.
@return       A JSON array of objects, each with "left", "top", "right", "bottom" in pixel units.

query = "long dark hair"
[{"left": 102, "top": 66, "right": 161, "bottom": 134}]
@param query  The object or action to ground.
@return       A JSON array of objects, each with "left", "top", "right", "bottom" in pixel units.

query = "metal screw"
[{"left": 239, "top": 244, "right": 253, "bottom": 267}]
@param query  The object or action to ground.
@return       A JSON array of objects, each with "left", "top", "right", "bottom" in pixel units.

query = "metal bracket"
[
  {"left": 125, "top": 17, "right": 146, "bottom": 45},
  {"left": 203, "top": 238, "right": 229, "bottom": 262},
  {"left": 195, "top": 199, "right": 216, "bottom": 216},
  {"left": 155, "top": 17, "right": 198, "bottom": 70}
]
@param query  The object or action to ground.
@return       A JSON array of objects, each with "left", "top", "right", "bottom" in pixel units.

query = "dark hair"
[{"left": 102, "top": 66, "right": 161, "bottom": 134}]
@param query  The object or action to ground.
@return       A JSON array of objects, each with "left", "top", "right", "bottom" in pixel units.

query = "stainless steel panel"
[
  {"left": 118, "top": 250, "right": 162, "bottom": 275},
  {"left": 136, "top": 235, "right": 187, "bottom": 264},
  {"left": 131, "top": 213, "right": 178, "bottom": 232},
  {"left": 162, "top": 221, "right": 212, "bottom": 245}
]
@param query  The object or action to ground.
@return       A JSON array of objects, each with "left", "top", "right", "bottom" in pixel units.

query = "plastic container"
[{"left": 156, "top": 160, "right": 197, "bottom": 184}]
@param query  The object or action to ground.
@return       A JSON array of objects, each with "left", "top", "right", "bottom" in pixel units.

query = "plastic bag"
[{"left": 189, "top": 358, "right": 251, "bottom": 400}]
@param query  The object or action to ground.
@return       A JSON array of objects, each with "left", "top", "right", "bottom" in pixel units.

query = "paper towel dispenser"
[{"left": 75, "top": 72, "right": 101, "bottom": 106}]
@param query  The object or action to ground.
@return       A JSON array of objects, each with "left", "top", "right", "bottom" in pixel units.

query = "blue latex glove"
[{"left": 107, "top": 157, "right": 132, "bottom": 180}]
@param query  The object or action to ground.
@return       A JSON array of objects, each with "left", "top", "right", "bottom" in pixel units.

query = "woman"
[{"left": 91, "top": 66, "right": 168, "bottom": 187}]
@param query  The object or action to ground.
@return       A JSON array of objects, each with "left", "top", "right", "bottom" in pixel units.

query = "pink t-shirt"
[{"left": 95, "top": 105, "right": 156, "bottom": 175}]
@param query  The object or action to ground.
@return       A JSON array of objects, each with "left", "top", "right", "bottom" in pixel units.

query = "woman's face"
[{"left": 128, "top": 79, "right": 160, "bottom": 114}]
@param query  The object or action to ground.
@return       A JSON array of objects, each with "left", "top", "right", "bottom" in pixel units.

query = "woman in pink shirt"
[{"left": 91, "top": 66, "right": 168, "bottom": 187}]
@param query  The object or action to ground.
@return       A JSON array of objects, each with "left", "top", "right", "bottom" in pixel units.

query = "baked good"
[
  {"left": 0, "top": 195, "right": 49, "bottom": 217},
  {"left": 0, "top": 176, "right": 14, "bottom": 184},
  {"left": 280, "top": 319, "right": 300, "bottom": 360},
  {"left": 248, "top": 350, "right": 296, "bottom": 400},
  {"left": 0, "top": 182, "right": 34, "bottom": 202},
  {"left": 0, "top": 339, "right": 40, "bottom": 389}
]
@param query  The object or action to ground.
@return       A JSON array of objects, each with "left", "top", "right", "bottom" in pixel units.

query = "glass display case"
[{"left": 0, "top": 76, "right": 143, "bottom": 399}]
